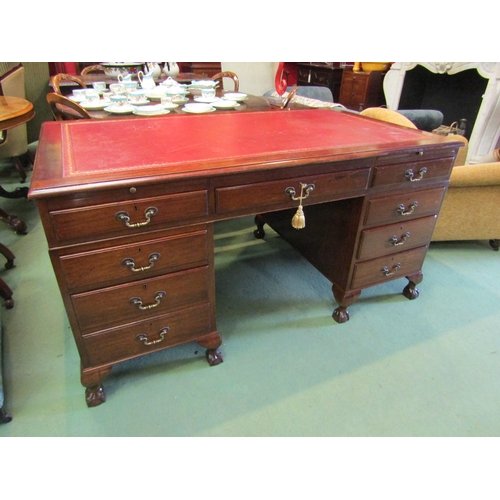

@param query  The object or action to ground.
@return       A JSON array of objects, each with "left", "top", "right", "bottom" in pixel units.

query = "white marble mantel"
[{"left": 384, "top": 62, "right": 500, "bottom": 164}]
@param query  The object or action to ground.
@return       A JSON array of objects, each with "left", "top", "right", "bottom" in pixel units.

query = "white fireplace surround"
[{"left": 384, "top": 62, "right": 500, "bottom": 164}]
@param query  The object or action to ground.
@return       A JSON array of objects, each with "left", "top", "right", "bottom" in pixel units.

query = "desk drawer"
[
  {"left": 371, "top": 158, "right": 454, "bottom": 187},
  {"left": 364, "top": 187, "right": 446, "bottom": 227},
  {"left": 216, "top": 169, "right": 369, "bottom": 215},
  {"left": 50, "top": 190, "right": 208, "bottom": 242},
  {"left": 357, "top": 215, "right": 437, "bottom": 260},
  {"left": 351, "top": 246, "right": 427, "bottom": 289},
  {"left": 59, "top": 229, "right": 209, "bottom": 291},
  {"left": 82, "top": 303, "right": 212, "bottom": 367},
  {"left": 72, "top": 266, "right": 210, "bottom": 335}
]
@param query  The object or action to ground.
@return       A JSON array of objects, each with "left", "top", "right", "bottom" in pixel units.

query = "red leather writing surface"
[{"left": 59, "top": 110, "right": 426, "bottom": 178}]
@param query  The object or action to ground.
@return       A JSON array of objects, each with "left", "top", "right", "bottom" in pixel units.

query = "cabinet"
[
  {"left": 339, "top": 68, "right": 387, "bottom": 110},
  {"left": 181, "top": 62, "right": 221, "bottom": 78},
  {"left": 297, "top": 63, "right": 344, "bottom": 101}
]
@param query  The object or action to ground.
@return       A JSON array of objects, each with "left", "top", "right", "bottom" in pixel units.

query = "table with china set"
[{"left": 69, "top": 76, "right": 264, "bottom": 119}]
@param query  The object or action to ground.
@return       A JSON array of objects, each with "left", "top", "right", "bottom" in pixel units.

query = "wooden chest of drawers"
[
  {"left": 339, "top": 68, "right": 387, "bottom": 111},
  {"left": 29, "top": 109, "right": 462, "bottom": 407}
]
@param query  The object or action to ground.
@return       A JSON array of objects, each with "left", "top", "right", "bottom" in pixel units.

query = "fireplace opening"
[{"left": 398, "top": 65, "right": 487, "bottom": 140}]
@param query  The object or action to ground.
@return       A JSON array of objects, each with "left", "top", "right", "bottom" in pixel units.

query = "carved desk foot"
[
  {"left": 197, "top": 332, "right": 224, "bottom": 366},
  {"left": 0, "top": 408, "right": 12, "bottom": 424},
  {"left": 403, "top": 271, "right": 423, "bottom": 300},
  {"left": 81, "top": 365, "right": 112, "bottom": 407},
  {"left": 332, "top": 286, "right": 361, "bottom": 324},
  {"left": 253, "top": 214, "right": 266, "bottom": 239}
]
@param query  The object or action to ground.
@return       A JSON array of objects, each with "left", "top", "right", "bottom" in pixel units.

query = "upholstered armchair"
[{"left": 431, "top": 136, "right": 500, "bottom": 250}]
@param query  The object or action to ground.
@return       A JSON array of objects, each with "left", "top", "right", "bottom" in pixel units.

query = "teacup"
[
  {"left": 110, "top": 95, "right": 128, "bottom": 107},
  {"left": 117, "top": 74, "right": 132, "bottom": 82},
  {"left": 201, "top": 88, "right": 216, "bottom": 101},
  {"left": 85, "top": 90, "right": 100, "bottom": 103},
  {"left": 92, "top": 81, "right": 106, "bottom": 93},
  {"left": 129, "top": 89, "right": 145, "bottom": 103},
  {"left": 160, "top": 95, "right": 173, "bottom": 106},
  {"left": 72, "top": 89, "right": 87, "bottom": 101},
  {"left": 109, "top": 83, "right": 126, "bottom": 95},
  {"left": 123, "top": 81, "right": 139, "bottom": 92}
]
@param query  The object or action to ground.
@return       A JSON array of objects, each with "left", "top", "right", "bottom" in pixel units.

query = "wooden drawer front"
[
  {"left": 371, "top": 157, "right": 454, "bottom": 187},
  {"left": 375, "top": 147, "right": 458, "bottom": 166},
  {"left": 364, "top": 187, "right": 446, "bottom": 227},
  {"left": 72, "top": 266, "right": 210, "bottom": 335},
  {"left": 60, "top": 230, "right": 208, "bottom": 291},
  {"left": 82, "top": 303, "right": 212, "bottom": 367},
  {"left": 311, "top": 69, "right": 333, "bottom": 87},
  {"left": 50, "top": 190, "right": 208, "bottom": 242},
  {"left": 351, "top": 246, "right": 427, "bottom": 289},
  {"left": 357, "top": 215, "right": 437, "bottom": 261},
  {"left": 216, "top": 169, "right": 370, "bottom": 215}
]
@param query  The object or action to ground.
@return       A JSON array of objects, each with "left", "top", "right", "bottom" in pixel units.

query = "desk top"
[
  {"left": 30, "top": 109, "right": 463, "bottom": 198},
  {"left": 0, "top": 96, "right": 35, "bottom": 131}
]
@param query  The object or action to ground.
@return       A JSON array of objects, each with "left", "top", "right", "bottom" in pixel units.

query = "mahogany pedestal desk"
[{"left": 28, "top": 109, "right": 463, "bottom": 407}]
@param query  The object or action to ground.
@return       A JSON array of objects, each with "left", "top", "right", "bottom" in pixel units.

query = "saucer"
[
  {"left": 104, "top": 104, "right": 134, "bottom": 114},
  {"left": 80, "top": 100, "right": 111, "bottom": 110},
  {"left": 128, "top": 99, "right": 150, "bottom": 106},
  {"left": 133, "top": 108, "right": 170, "bottom": 116},
  {"left": 172, "top": 96, "right": 189, "bottom": 104},
  {"left": 212, "top": 100, "right": 240, "bottom": 109},
  {"left": 182, "top": 106, "right": 216, "bottom": 114},
  {"left": 69, "top": 95, "right": 85, "bottom": 102}
]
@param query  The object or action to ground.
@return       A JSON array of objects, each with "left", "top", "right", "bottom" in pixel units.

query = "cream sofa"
[{"left": 359, "top": 108, "right": 500, "bottom": 251}]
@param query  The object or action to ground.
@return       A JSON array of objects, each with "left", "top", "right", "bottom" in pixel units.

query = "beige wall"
[{"left": 221, "top": 62, "right": 278, "bottom": 96}]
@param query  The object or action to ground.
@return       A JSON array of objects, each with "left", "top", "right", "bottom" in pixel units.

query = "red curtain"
[{"left": 49, "top": 63, "right": 78, "bottom": 76}]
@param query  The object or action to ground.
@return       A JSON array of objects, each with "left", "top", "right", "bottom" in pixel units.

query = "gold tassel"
[{"left": 291, "top": 205, "right": 305, "bottom": 229}]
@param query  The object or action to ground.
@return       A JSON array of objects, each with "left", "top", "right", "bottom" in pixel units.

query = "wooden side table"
[{"left": 338, "top": 68, "right": 387, "bottom": 111}]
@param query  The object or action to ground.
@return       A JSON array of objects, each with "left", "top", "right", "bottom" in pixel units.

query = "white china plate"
[
  {"left": 194, "top": 96, "right": 218, "bottom": 103},
  {"left": 162, "top": 103, "right": 179, "bottom": 109},
  {"left": 69, "top": 95, "right": 85, "bottom": 102},
  {"left": 212, "top": 100, "right": 240, "bottom": 109},
  {"left": 104, "top": 105, "right": 134, "bottom": 114},
  {"left": 133, "top": 109, "right": 170, "bottom": 116},
  {"left": 224, "top": 93, "right": 248, "bottom": 102},
  {"left": 80, "top": 100, "right": 111, "bottom": 110},
  {"left": 182, "top": 106, "right": 216, "bottom": 114}
]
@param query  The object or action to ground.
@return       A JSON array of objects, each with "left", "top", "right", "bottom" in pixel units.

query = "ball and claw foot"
[
  {"left": 85, "top": 384, "right": 106, "bottom": 407},
  {"left": 0, "top": 408, "right": 12, "bottom": 424},
  {"left": 206, "top": 348, "right": 223, "bottom": 366},
  {"left": 403, "top": 281, "right": 420, "bottom": 300},
  {"left": 333, "top": 307, "right": 350, "bottom": 323}
]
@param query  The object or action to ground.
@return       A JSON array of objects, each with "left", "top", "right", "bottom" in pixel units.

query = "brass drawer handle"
[
  {"left": 389, "top": 232, "right": 410, "bottom": 246},
  {"left": 136, "top": 327, "right": 170, "bottom": 346},
  {"left": 285, "top": 183, "right": 315, "bottom": 229},
  {"left": 115, "top": 206, "right": 158, "bottom": 228},
  {"left": 397, "top": 201, "right": 418, "bottom": 216},
  {"left": 122, "top": 252, "right": 161, "bottom": 272},
  {"left": 405, "top": 167, "right": 427, "bottom": 182},
  {"left": 381, "top": 263, "right": 401, "bottom": 277},
  {"left": 130, "top": 291, "right": 166, "bottom": 310}
]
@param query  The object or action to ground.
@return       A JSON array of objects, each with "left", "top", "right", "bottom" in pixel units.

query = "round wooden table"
[
  {"left": 0, "top": 95, "right": 34, "bottom": 234},
  {"left": 0, "top": 95, "right": 35, "bottom": 132}
]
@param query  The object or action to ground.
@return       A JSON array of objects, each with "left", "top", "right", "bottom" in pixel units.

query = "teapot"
[
  {"left": 137, "top": 70, "right": 156, "bottom": 90},
  {"left": 164, "top": 62, "right": 179, "bottom": 77},
  {"left": 145, "top": 62, "right": 162, "bottom": 80}
]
